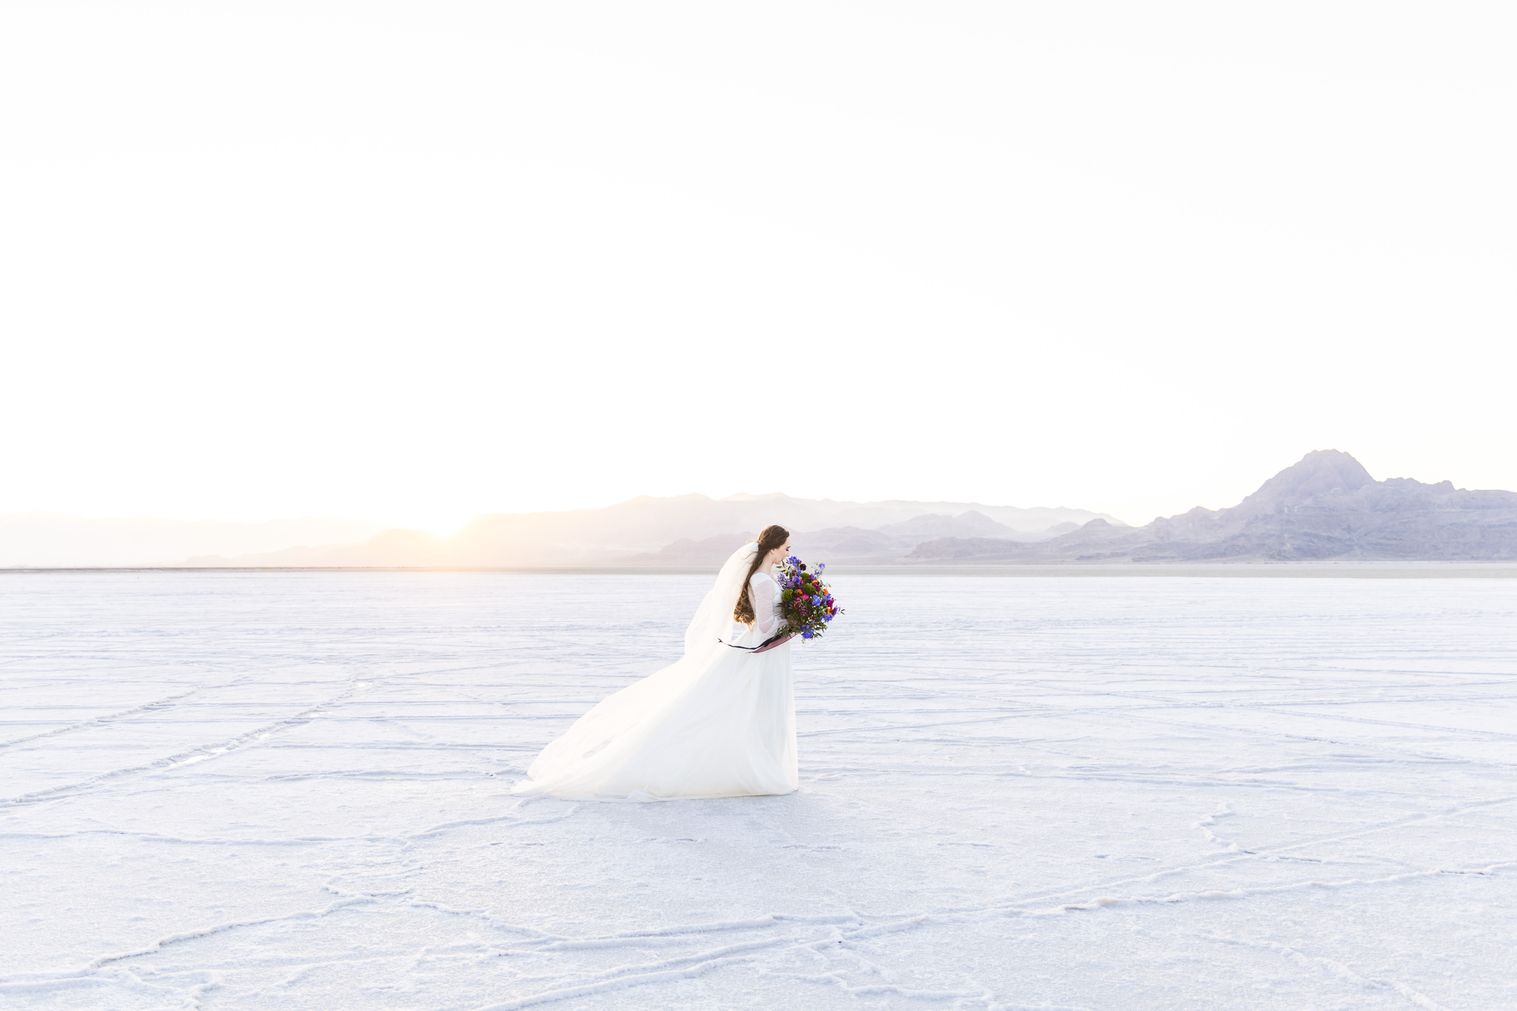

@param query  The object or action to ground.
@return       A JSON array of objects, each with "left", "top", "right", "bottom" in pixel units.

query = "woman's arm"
[
  {"left": 751, "top": 572, "right": 783, "bottom": 638},
  {"left": 752, "top": 631, "right": 794, "bottom": 654},
  {"left": 749, "top": 573, "right": 794, "bottom": 652}
]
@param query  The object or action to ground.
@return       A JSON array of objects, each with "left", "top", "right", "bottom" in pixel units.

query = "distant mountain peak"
[
  {"left": 903, "top": 448, "right": 1517, "bottom": 563},
  {"left": 1239, "top": 449, "right": 1375, "bottom": 512}
]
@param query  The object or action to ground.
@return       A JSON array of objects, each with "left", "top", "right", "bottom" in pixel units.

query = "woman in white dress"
[{"left": 510, "top": 526, "right": 798, "bottom": 800}]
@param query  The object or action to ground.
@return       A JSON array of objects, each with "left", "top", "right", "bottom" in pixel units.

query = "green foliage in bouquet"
[{"left": 777, "top": 555, "right": 842, "bottom": 641}]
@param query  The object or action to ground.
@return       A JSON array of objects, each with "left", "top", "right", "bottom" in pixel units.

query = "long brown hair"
[{"left": 733, "top": 525, "right": 789, "bottom": 624}]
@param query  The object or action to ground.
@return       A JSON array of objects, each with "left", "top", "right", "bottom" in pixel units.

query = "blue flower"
[{"left": 801, "top": 628, "right": 814, "bottom": 638}]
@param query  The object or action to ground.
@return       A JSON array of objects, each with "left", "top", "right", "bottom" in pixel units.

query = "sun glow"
[{"left": 2, "top": 3, "right": 1514, "bottom": 532}]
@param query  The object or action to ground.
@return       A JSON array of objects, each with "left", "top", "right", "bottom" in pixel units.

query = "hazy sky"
[{"left": 4, "top": 2, "right": 1513, "bottom": 533}]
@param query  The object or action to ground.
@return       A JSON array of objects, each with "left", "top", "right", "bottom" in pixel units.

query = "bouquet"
[{"left": 776, "top": 554, "right": 842, "bottom": 641}]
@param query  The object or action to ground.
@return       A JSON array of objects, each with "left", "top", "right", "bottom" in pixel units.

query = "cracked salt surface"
[{"left": 1, "top": 571, "right": 1515, "bottom": 1009}]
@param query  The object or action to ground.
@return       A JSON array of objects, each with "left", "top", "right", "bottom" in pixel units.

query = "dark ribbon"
[{"left": 718, "top": 633, "right": 787, "bottom": 652}]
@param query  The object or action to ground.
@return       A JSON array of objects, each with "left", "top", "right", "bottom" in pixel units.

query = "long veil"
[{"left": 683, "top": 540, "right": 759, "bottom": 656}]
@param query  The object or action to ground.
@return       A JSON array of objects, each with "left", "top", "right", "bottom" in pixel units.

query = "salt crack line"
[
  {"left": 876, "top": 791, "right": 1517, "bottom": 931},
  {"left": 0, "top": 897, "right": 376, "bottom": 989},
  {"left": 1249, "top": 704, "right": 1517, "bottom": 742},
  {"left": 787, "top": 941, "right": 999, "bottom": 1008},
  {"left": 0, "top": 682, "right": 363, "bottom": 810},
  {"left": 90, "top": 895, "right": 376, "bottom": 972},
  {"left": 1194, "top": 931, "right": 1449, "bottom": 1010},
  {"left": 471, "top": 933, "right": 808, "bottom": 1011},
  {"left": 0, "top": 804, "right": 572, "bottom": 848},
  {"left": 509, "top": 912, "right": 865, "bottom": 953},
  {"left": 844, "top": 980, "right": 996, "bottom": 1006},
  {"left": 401, "top": 900, "right": 561, "bottom": 943},
  {"left": 1193, "top": 801, "right": 1240, "bottom": 853},
  {"left": 0, "top": 684, "right": 213, "bottom": 751},
  {"left": 0, "top": 828, "right": 399, "bottom": 847},
  {"left": 402, "top": 803, "right": 582, "bottom": 843},
  {"left": 474, "top": 952, "right": 756, "bottom": 1011},
  {"left": 1023, "top": 860, "right": 1517, "bottom": 919},
  {"left": 818, "top": 860, "right": 1517, "bottom": 955}
]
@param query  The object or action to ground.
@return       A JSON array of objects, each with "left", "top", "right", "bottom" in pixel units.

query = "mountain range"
[
  {"left": 7, "top": 450, "right": 1514, "bottom": 568},
  {"left": 910, "top": 450, "right": 1517, "bottom": 562},
  {"left": 182, "top": 497, "right": 1115, "bottom": 568},
  {"left": 204, "top": 451, "right": 1516, "bottom": 567}
]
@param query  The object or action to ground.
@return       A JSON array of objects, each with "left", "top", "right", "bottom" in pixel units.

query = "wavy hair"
[{"left": 733, "top": 525, "right": 789, "bottom": 624}]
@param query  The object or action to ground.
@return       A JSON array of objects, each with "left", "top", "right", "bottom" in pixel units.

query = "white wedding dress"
[{"left": 510, "top": 541, "right": 798, "bottom": 800}]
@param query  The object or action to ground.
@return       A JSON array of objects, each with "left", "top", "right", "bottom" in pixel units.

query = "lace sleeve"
[{"left": 751, "top": 572, "right": 782, "bottom": 638}]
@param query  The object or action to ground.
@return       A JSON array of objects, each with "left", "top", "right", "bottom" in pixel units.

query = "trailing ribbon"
[{"left": 717, "top": 632, "right": 788, "bottom": 653}]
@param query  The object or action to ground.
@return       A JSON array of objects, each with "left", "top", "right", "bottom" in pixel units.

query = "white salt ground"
[{"left": 1, "top": 570, "right": 1514, "bottom": 1010}]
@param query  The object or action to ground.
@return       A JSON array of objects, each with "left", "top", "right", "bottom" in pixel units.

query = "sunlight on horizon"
[{"left": 4, "top": 2, "right": 1514, "bottom": 528}]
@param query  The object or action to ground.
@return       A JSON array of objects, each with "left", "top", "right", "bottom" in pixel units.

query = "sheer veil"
[
  {"left": 683, "top": 540, "right": 759, "bottom": 656},
  {"left": 512, "top": 536, "right": 797, "bottom": 799}
]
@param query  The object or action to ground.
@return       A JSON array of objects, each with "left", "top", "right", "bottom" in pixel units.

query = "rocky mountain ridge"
[
  {"left": 910, "top": 450, "right": 1517, "bottom": 562},
  {"left": 18, "top": 452, "right": 1509, "bottom": 567},
  {"left": 184, "top": 494, "right": 1114, "bottom": 568}
]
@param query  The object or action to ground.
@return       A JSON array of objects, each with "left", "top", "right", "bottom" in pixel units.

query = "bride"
[{"left": 511, "top": 525, "right": 799, "bottom": 800}]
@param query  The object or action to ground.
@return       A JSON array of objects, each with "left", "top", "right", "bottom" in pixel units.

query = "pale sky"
[{"left": 4, "top": 1, "right": 1513, "bottom": 534}]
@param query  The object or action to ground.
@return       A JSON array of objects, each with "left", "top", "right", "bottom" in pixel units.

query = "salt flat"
[{"left": 1, "top": 571, "right": 1515, "bottom": 1010}]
